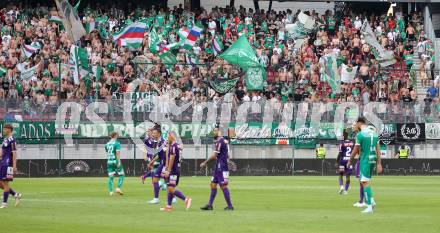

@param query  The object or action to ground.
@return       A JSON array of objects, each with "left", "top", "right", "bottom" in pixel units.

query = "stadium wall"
[
  {"left": 15, "top": 159, "right": 440, "bottom": 177},
  {"left": 168, "top": 0, "right": 335, "bottom": 14},
  {"left": 15, "top": 143, "right": 440, "bottom": 160},
  {"left": 14, "top": 143, "right": 440, "bottom": 177}
]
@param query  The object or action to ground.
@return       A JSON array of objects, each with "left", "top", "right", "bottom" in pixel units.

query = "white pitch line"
[{"left": 24, "top": 198, "right": 163, "bottom": 205}]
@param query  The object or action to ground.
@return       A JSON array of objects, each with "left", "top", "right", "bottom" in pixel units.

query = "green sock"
[
  {"left": 117, "top": 176, "right": 125, "bottom": 188},
  {"left": 364, "top": 185, "right": 373, "bottom": 205},
  {"left": 108, "top": 176, "right": 114, "bottom": 192}
]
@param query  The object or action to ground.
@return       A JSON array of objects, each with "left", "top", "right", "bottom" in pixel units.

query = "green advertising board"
[{"left": 0, "top": 121, "right": 55, "bottom": 144}]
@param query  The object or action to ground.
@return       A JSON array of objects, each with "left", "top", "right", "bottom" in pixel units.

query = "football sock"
[
  {"left": 208, "top": 188, "right": 217, "bottom": 207},
  {"left": 339, "top": 176, "right": 344, "bottom": 186},
  {"left": 108, "top": 176, "right": 114, "bottom": 192},
  {"left": 9, "top": 189, "right": 16, "bottom": 196},
  {"left": 345, "top": 178, "right": 350, "bottom": 191},
  {"left": 167, "top": 192, "right": 174, "bottom": 206},
  {"left": 174, "top": 190, "right": 186, "bottom": 201},
  {"left": 364, "top": 185, "right": 373, "bottom": 205},
  {"left": 222, "top": 188, "right": 233, "bottom": 208},
  {"left": 117, "top": 176, "right": 125, "bottom": 188},
  {"left": 3, "top": 191, "right": 9, "bottom": 203},
  {"left": 359, "top": 183, "right": 365, "bottom": 203},
  {"left": 153, "top": 181, "right": 160, "bottom": 198}
]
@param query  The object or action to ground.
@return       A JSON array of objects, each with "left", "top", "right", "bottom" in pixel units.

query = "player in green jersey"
[
  {"left": 348, "top": 117, "right": 383, "bottom": 214},
  {"left": 105, "top": 132, "right": 125, "bottom": 196}
]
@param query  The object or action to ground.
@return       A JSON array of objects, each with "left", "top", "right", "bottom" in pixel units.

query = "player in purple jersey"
[
  {"left": 336, "top": 130, "right": 354, "bottom": 195},
  {"left": 160, "top": 131, "right": 192, "bottom": 212},
  {"left": 147, "top": 126, "right": 167, "bottom": 204},
  {"left": 0, "top": 124, "right": 22, "bottom": 208},
  {"left": 141, "top": 128, "right": 155, "bottom": 183},
  {"left": 200, "top": 127, "right": 234, "bottom": 211}
]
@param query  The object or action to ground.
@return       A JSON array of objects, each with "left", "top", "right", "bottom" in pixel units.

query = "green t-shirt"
[
  {"left": 328, "top": 17, "right": 336, "bottom": 30},
  {"left": 105, "top": 140, "right": 121, "bottom": 165},
  {"left": 156, "top": 15, "right": 165, "bottom": 25},
  {"left": 355, "top": 126, "right": 379, "bottom": 165}
]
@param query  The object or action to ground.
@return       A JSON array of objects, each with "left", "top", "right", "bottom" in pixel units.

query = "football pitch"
[{"left": 2, "top": 176, "right": 439, "bottom": 233}]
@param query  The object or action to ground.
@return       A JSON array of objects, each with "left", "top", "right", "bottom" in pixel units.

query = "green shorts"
[
  {"left": 107, "top": 164, "right": 125, "bottom": 176},
  {"left": 359, "top": 163, "right": 375, "bottom": 182}
]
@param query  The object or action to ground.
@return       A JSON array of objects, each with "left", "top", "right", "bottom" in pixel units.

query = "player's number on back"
[
  {"left": 106, "top": 145, "right": 115, "bottom": 159},
  {"left": 345, "top": 147, "right": 352, "bottom": 157}
]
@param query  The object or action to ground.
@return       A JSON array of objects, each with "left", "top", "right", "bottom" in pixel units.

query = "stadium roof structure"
[{"left": 261, "top": 0, "right": 438, "bottom": 2}]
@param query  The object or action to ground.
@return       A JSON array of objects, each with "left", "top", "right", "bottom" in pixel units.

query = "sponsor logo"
[
  {"left": 66, "top": 160, "right": 90, "bottom": 173},
  {"left": 426, "top": 124, "right": 440, "bottom": 139}
]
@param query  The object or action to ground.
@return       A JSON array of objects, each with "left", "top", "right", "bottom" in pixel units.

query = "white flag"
[
  {"left": 20, "top": 65, "right": 38, "bottom": 81},
  {"left": 360, "top": 20, "right": 396, "bottom": 67},
  {"left": 341, "top": 64, "right": 358, "bottom": 83},
  {"left": 69, "top": 45, "right": 80, "bottom": 84},
  {"left": 54, "top": 0, "right": 86, "bottom": 42}
]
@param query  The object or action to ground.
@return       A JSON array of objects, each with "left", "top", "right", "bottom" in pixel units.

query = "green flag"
[
  {"left": 245, "top": 66, "right": 267, "bottom": 91},
  {"left": 209, "top": 77, "right": 239, "bottom": 94},
  {"left": 220, "top": 36, "right": 260, "bottom": 69},
  {"left": 159, "top": 52, "right": 177, "bottom": 66},
  {"left": 0, "top": 67, "right": 6, "bottom": 76},
  {"left": 73, "top": 0, "right": 81, "bottom": 15},
  {"left": 92, "top": 65, "right": 102, "bottom": 81},
  {"left": 149, "top": 28, "right": 160, "bottom": 54},
  {"left": 77, "top": 47, "right": 89, "bottom": 70}
]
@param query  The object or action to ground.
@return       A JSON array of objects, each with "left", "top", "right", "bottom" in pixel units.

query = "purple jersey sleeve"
[
  {"left": 143, "top": 137, "right": 154, "bottom": 159},
  {"left": 1, "top": 137, "right": 16, "bottom": 166}
]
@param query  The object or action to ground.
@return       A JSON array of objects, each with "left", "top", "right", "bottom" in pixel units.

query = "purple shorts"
[
  {"left": 338, "top": 162, "right": 353, "bottom": 175},
  {"left": 166, "top": 172, "right": 180, "bottom": 187},
  {"left": 0, "top": 165, "right": 13, "bottom": 181},
  {"left": 211, "top": 170, "right": 229, "bottom": 185}
]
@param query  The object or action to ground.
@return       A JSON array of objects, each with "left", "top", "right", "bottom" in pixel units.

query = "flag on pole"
[
  {"left": 148, "top": 27, "right": 160, "bottom": 53},
  {"left": 69, "top": 45, "right": 80, "bottom": 85},
  {"left": 54, "top": 0, "right": 86, "bottom": 43},
  {"left": 113, "top": 21, "right": 147, "bottom": 49},
  {"left": 21, "top": 44, "right": 39, "bottom": 58},
  {"left": 360, "top": 19, "right": 396, "bottom": 67},
  {"left": 220, "top": 36, "right": 260, "bottom": 69},
  {"left": 320, "top": 52, "right": 341, "bottom": 92},
  {"left": 92, "top": 65, "right": 102, "bottom": 81},
  {"left": 183, "top": 23, "right": 203, "bottom": 50},
  {"left": 73, "top": 0, "right": 81, "bottom": 15},
  {"left": 212, "top": 36, "right": 224, "bottom": 56}
]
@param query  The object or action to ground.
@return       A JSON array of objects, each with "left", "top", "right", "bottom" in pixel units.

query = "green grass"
[{"left": 1, "top": 176, "right": 440, "bottom": 233}]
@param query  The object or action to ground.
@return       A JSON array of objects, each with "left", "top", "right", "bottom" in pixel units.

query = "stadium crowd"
[{"left": 0, "top": 1, "right": 439, "bottom": 118}]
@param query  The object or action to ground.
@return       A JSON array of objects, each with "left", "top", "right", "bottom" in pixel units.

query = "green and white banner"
[{"left": 0, "top": 121, "right": 55, "bottom": 144}]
